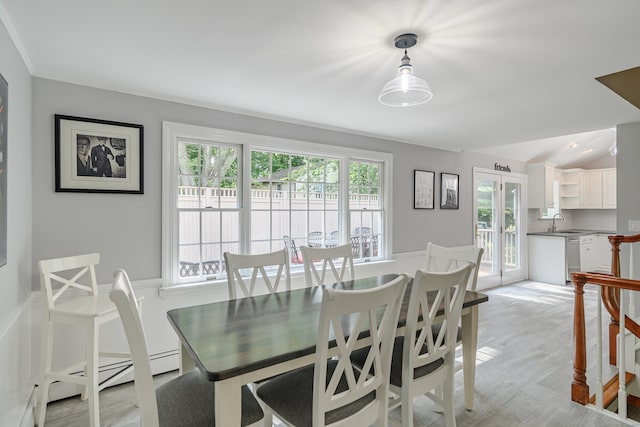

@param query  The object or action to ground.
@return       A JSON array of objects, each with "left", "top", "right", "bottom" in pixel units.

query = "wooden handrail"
[
  {"left": 602, "top": 234, "right": 640, "bottom": 364},
  {"left": 571, "top": 272, "right": 640, "bottom": 404},
  {"left": 571, "top": 233, "right": 640, "bottom": 405}
]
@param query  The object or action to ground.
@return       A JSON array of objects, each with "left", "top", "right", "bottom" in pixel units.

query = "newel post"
[
  {"left": 572, "top": 274, "right": 589, "bottom": 404},
  {"left": 608, "top": 235, "right": 623, "bottom": 365}
]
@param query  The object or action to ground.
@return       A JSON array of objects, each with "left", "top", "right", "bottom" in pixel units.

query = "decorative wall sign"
[
  {"left": 55, "top": 115, "right": 144, "bottom": 193},
  {"left": 0, "top": 73, "right": 7, "bottom": 267},
  {"left": 440, "top": 172, "right": 459, "bottom": 209},
  {"left": 414, "top": 169, "right": 434, "bottom": 209}
]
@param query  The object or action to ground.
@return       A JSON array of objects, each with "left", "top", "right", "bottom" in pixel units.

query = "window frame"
[{"left": 162, "top": 121, "right": 393, "bottom": 287}]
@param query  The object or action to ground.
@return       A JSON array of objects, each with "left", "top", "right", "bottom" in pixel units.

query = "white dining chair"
[
  {"left": 425, "top": 242, "right": 484, "bottom": 410},
  {"left": 36, "top": 253, "right": 136, "bottom": 427},
  {"left": 109, "top": 269, "right": 264, "bottom": 426},
  {"left": 300, "top": 244, "right": 354, "bottom": 286},
  {"left": 256, "top": 274, "right": 409, "bottom": 427},
  {"left": 224, "top": 249, "right": 291, "bottom": 299},
  {"left": 353, "top": 265, "right": 473, "bottom": 427},
  {"left": 425, "top": 242, "right": 483, "bottom": 292}
]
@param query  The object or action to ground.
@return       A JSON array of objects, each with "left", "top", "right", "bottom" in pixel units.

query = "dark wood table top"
[{"left": 167, "top": 274, "right": 489, "bottom": 381}]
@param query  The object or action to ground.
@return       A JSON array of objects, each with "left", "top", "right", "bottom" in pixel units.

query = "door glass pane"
[
  {"left": 477, "top": 179, "right": 498, "bottom": 276},
  {"left": 504, "top": 181, "right": 521, "bottom": 272}
]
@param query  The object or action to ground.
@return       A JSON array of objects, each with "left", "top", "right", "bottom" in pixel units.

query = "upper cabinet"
[
  {"left": 578, "top": 168, "right": 616, "bottom": 209},
  {"left": 527, "top": 162, "right": 556, "bottom": 209},
  {"left": 559, "top": 169, "right": 582, "bottom": 209},
  {"left": 602, "top": 169, "right": 617, "bottom": 209},
  {"left": 580, "top": 171, "right": 603, "bottom": 208},
  {"left": 527, "top": 166, "right": 616, "bottom": 210}
]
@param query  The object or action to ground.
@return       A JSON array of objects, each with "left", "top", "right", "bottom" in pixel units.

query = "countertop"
[{"left": 527, "top": 229, "right": 616, "bottom": 237}]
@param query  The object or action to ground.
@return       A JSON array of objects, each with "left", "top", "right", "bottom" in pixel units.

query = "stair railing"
[{"left": 571, "top": 233, "right": 640, "bottom": 421}]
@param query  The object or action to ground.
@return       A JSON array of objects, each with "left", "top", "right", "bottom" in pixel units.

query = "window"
[
  {"left": 162, "top": 122, "right": 392, "bottom": 286},
  {"left": 250, "top": 150, "right": 341, "bottom": 258},
  {"left": 176, "top": 139, "right": 241, "bottom": 279},
  {"left": 349, "top": 160, "right": 382, "bottom": 259}
]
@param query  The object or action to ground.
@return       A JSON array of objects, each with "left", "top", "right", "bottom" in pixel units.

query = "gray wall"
[
  {"left": 616, "top": 121, "right": 640, "bottom": 236},
  {"left": 617, "top": 122, "right": 640, "bottom": 279},
  {"left": 32, "top": 77, "right": 524, "bottom": 286},
  {"left": 0, "top": 18, "right": 34, "bottom": 427}
]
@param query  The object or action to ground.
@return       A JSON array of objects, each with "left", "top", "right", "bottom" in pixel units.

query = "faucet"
[{"left": 550, "top": 213, "right": 565, "bottom": 233}]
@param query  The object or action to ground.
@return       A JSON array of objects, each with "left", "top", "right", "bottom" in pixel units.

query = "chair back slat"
[
  {"left": 39, "top": 253, "right": 100, "bottom": 310},
  {"left": 110, "top": 269, "right": 159, "bottom": 426},
  {"left": 301, "top": 244, "right": 354, "bottom": 287},
  {"left": 405, "top": 265, "right": 473, "bottom": 374},
  {"left": 313, "top": 274, "right": 409, "bottom": 424},
  {"left": 224, "top": 249, "right": 291, "bottom": 299},
  {"left": 425, "top": 242, "right": 483, "bottom": 291}
]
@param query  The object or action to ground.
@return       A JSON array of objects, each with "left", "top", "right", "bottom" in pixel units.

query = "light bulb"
[{"left": 400, "top": 70, "right": 410, "bottom": 93}]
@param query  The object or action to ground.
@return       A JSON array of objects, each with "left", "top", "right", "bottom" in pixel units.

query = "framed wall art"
[
  {"left": 0, "top": 72, "right": 7, "bottom": 267},
  {"left": 414, "top": 169, "right": 434, "bottom": 209},
  {"left": 440, "top": 172, "right": 459, "bottom": 209},
  {"left": 55, "top": 114, "right": 144, "bottom": 193}
]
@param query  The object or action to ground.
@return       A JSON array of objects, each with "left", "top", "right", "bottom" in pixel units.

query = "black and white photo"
[
  {"left": 440, "top": 172, "right": 459, "bottom": 209},
  {"left": 55, "top": 115, "right": 143, "bottom": 193},
  {"left": 414, "top": 169, "right": 434, "bottom": 209}
]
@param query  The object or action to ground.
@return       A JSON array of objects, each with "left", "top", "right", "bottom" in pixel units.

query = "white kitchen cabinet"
[
  {"left": 596, "top": 233, "right": 613, "bottom": 273},
  {"left": 602, "top": 169, "right": 617, "bottom": 209},
  {"left": 528, "top": 235, "right": 567, "bottom": 285},
  {"left": 527, "top": 162, "right": 556, "bottom": 209},
  {"left": 579, "top": 234, "right": 598, "bottom": 272},
  {"left": 559, "top": 169, "right": 582, "bottom": 209},
  {"left": 580, "top": 171, "right": 603, "bottom": 209},
  {"left": 577, "top": 168, "right": 615, "bottom": 209}
]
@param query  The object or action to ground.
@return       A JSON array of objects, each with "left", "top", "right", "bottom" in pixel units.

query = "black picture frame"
[
  {"left": 55, "top": 114, "right": 143, "bottom": 193},
  {"left": 414, "top": 170, "right": 434, "bottom": 209},
  {"left": 440, "top": 172, "right": 459, "bottom": 209}
]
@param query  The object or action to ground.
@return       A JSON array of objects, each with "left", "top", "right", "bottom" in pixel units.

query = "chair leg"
[
  {"left": 442, "top": 371, "right": 456, "bottom": 427},
  {"left": 401, "top": 392, "right": 414, "bottom": 427},
  {"left": 433, "top": 385, "right": 444, "bottom": 413},
  {"left": 80, "top": 365, "right": 88, "bottom": 401},
  {"left": 86, "top": 321, "right": 100, "bottom": 427},
  {"left": 36, "top": 319, "right": 53, "bottom": 427}
]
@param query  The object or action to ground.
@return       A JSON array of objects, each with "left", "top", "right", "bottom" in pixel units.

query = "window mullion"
[
  {"left": 340, "top": 156, "right": 350, "bottom": 244},
  {"left": 241, "top": 144, "right": 252, "bottom": 253}
]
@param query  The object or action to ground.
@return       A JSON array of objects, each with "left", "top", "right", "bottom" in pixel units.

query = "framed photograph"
[
  {"left": 55, "top": 114, "right": 143, "bottom": 193},
  {"left": 440, "top": 172, "right": 459, "bottom": 209},
  {"left": 414, "top": 169, "right": 434, "bottom": 209},
  {"left": 0, "top": 72, "right": 7, "bottom": 267}
]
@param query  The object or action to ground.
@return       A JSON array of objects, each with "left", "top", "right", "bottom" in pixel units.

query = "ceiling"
[{"left": 1, "top": 0, "right": 639, "bottom": 161}]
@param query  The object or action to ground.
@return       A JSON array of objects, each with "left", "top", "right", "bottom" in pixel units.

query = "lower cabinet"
[
  {"left": 596, "top": 234, "right": 613, "bottom": 273},
  {"left": 529, "top": 235, "right": 567, "bottom": 285},
  {"left": 579, "top": 233, "right": 613, "bottom": 273},
  {"left": 579, "top": 235, "right": 597, "bottom": 272}
]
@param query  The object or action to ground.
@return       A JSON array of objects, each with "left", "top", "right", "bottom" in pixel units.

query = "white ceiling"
[{"left": 1, "top": 0, "right": 639, "bottom": 164}]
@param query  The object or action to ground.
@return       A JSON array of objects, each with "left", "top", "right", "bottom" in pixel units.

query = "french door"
[{"left": 473, "top": 168, "right": 527, "bottom": 290}]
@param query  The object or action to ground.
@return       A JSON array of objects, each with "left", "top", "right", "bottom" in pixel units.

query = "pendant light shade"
[{"left": 379, "top": 33, "right": 433, "bottom": 107}]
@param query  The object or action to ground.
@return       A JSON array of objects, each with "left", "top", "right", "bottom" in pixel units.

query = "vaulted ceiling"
[{"left": 1, "top": 0, "right": 639, "bottom": 163}]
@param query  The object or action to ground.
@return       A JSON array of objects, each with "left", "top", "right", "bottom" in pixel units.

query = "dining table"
[{"left": 167, "top": 274, "right": 489, "bottom": 426}]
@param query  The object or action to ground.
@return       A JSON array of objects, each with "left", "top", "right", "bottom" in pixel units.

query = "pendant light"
[{"left": 379, "top": 33, "right": 433, "bottom": 107}]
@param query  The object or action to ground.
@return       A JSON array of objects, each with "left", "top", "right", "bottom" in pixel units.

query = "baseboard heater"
[{"left": 42, "top": 349, "right": 180, "bottom": 402}]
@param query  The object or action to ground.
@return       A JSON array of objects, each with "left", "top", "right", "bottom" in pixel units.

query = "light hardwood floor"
[{"left": 42, "top": 280, "right": 634, "bottom": 426}]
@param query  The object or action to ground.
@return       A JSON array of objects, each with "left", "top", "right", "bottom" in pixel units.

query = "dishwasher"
[{"left": 566, "top": 237, "right": 581, "bottom": 281}]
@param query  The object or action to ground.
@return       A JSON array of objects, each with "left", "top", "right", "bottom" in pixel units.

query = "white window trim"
[{"left": 162, "top": 121, "right": 393, "bottom": 287}]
